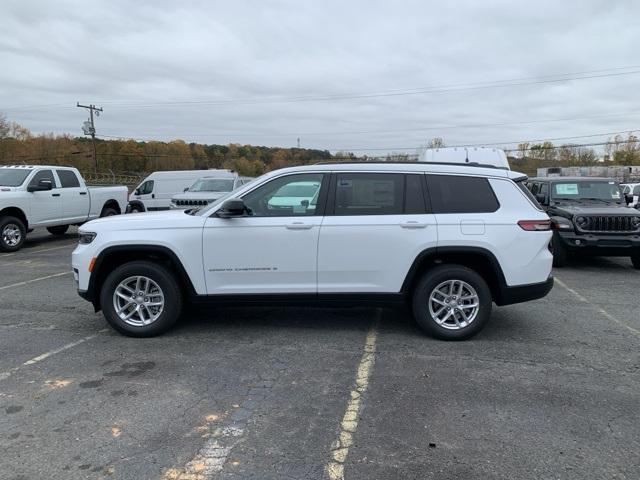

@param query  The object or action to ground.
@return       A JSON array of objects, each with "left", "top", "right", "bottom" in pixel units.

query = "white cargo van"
[
  {"left": 419, "top": 147, "right": 510, "bottom": 170},
  {"left": 127, "top": 170, "right": 233, "bottom": 212}
]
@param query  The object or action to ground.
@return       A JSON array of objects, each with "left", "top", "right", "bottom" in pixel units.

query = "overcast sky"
[{"left": 2, "top": 0, "right": 639, "bottom": 155}]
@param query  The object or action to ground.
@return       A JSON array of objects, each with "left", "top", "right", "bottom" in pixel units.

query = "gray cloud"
[{"left": 1, "top": 0, "right": 639, "bottom": 155}]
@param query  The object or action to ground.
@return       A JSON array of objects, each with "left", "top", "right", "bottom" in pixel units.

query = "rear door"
[
  {"left": 56, "top": 169, "right": 89, "bottom": 223},
  {"left": 27, "top": 169, "right": 62, "bottom": 225},
  {"left": 318, "top": 172, "right": 437, "bottom": 293}
]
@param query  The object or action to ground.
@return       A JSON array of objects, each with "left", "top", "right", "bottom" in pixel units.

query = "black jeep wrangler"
[{"left": 526, "top": 177, "right": 640, "bottom": 268}]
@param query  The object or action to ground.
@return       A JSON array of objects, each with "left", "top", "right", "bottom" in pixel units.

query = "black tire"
[
  {"left": 128, "top": 205, "right": 143, "bottom": 214},
  {"left": 412, "top": 264, "right": 492, "bottom": 340},
  {"left": 551, "top": 234, "right": 568, "bottom": 268},
  {"left": 100, "top": 261, "right": 183, "bottom": 337},
  {"left": 631, "top": 252, "right": 640, "bottom": 270},
  {"left": 0, "top": 216, "right": 26, "bottom": 252},
  {"left": 47, "top": 225, "right": 69, "bottom": 236},
  {"left": 100, "top": 207, "right": 118, "bottom": 217}
]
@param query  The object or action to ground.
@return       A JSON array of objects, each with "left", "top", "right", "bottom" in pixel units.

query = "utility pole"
[
  {"left": 77, "top": 102, "right": 103, "bottom": 173},
  {"left": 297, "top": 137, "right": 300, "bottom": 148}
]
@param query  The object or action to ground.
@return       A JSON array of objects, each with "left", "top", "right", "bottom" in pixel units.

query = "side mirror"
[
  {"left": 27, "top": 179, "right": 53, "bottom": 192},
  {"left": 184, "top": 187, "right": 189, "bottom": 192},
  {"left": 625, "top": 193, "right": 633, "bottom": 205},
  {"left": 535, "top": 193, "right": 548, "bottom": 205},
  {"left": 134, "top": 188, "right": 140, "bottom": 195},
  {"left": 216, "top": 199, "right": 246, "bottom": 218},
  {"left": 301, "top": 199, "right": 310, "bottom": 208}
]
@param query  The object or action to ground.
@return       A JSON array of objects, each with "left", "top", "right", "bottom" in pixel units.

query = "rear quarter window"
[{"left": 426, "top": 175, "right": 499, "bottom": 214}]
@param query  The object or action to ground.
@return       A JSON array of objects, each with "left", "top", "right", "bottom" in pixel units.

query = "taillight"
[{"left": 518, "top": 220, "right": 551, "bottom": 231}]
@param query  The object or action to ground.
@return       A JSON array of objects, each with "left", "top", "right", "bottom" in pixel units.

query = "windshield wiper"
[{"left": 581, "top": 197, "right": 614, "bottom": 204}]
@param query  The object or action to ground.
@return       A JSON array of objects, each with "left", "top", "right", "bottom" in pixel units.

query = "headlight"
[
  {"left": 574, "top": 216, "right": 589, "bottom": 229},
  {"left": 78, "top": 232, "right": 97, "bottom": 244},
  {"left": 631, "top": 217, "right": 640, "bottom": 228}
]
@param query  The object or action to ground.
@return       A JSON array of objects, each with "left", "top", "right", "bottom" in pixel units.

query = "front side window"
[
  {"left": 189, "top": 178, "right": 235, "bottom": 193},
  {"left": 334, "top": 173, "right": 404, "bottom": 216},
  {"left": 242, "top": 173, "right": 325, "bottom": 217},
  {"left": 137, "top": 180, "right": 154, "bottom": 195},
  {"left": 56, "top": 170, "right": 81, "bottom": 188},
  {"left": 427, "top": 175, "right": 500, "bottom": 214},
  {"left": 29, "top": 170, "right": 57, "bottom": 188},
  {"left": 633, "top": 185, "right": 640, "bottom": 195}
]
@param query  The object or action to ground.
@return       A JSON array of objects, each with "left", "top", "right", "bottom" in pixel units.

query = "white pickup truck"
[{"left": 0, "top": 165, "right": 128, "bottom": 251}]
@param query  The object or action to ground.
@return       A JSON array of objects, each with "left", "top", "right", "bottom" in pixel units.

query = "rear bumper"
[
  {"left": 557, "top": 231, "right": 640, "bottom": 256},
  {"left": 496, "top": 276, "right": 554, "bottom": 306}
]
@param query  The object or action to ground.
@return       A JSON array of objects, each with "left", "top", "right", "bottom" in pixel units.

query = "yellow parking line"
[
  {"left": 325, "top": 311, "right": 380, "bottom": 480},
  {"left": 555, "top": 277, "right": 640, "bottom": 337}
]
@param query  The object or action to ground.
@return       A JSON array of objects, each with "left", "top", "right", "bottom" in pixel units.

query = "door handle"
[
  {"left": 152, "top": 194, "right": 155, "bottom": 199},
  {"left": 79, "top": 191, "right": 87, "bottom": 195},
  {"left": 286, "top": 222, "right": 313, "bottom": 230},
  {"left": 399, "top": 220, "right": 427, "bottom": 229},
  {"left": 52, "top": 193, "right": 61, "bottom": 197}
]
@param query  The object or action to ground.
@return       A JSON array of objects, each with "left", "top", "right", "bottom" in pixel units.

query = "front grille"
[
  {"left": 175, "top": 199, "right": 210, "bottom": 207},
  {"left": 578, "top": 216, "right": 638, "bottom": 232}
]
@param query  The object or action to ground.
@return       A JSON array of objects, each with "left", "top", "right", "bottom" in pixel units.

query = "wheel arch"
[
  {"left": 101, "top": 199, "right": 121, "bottom": 215},
  {"left": 401, "top": 246, "right": 508, "bottom": 304},
  {"left": 87, "top": 245, "right": 197, "bottom": 311},
  {"left": 0, "top": 207, "right": 29, "bottom": 230}
]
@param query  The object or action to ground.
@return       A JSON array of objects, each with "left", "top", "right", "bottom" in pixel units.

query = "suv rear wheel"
[
  {"left": 631, "top": 251, "right": 640, "bottom": 270},
  {"left": 412, "top": 265, "right": 492, "bottom": 340},
  {"left": 100, "top": 261, "right": 183, "bottom": 337}
]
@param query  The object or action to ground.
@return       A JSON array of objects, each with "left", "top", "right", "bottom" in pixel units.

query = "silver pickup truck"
[{"left": 0, "top": 165, "right": 128, "bottom": 251}]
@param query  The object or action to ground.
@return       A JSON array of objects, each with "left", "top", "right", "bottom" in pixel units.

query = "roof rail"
[{"left": 313, "top": 160, "right": 505, "bottom": 169}]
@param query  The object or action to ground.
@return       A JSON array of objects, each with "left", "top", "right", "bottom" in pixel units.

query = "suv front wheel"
[
  {"left": 100, "top": 261, "right": 183, "bottom": 337},
  {"left": 412, "top": 265, "right": 492, "bottom": 340}
]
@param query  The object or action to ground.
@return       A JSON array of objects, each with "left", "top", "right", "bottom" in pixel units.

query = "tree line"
[{"left": 1, "top": 114, "right": 639, "bottom": 180}]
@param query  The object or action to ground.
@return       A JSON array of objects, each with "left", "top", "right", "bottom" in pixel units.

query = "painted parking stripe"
[
  {"left": 0, "top": 271, "right": 71, "bottom": 291},
  {"left": 0, "top": 330, "right": 107, "bottom": 382},
  {"left": 325, "top": 311, "right": 381, "bottom": 480},
  {"left": 555, "top": 277, "right": 640, "bottom": 337},
  {"left": 0, "top": 242, "right": 76, "bottom": 258}
]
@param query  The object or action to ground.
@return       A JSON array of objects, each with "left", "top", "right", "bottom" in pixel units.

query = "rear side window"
[
  {"left": 634, "top": 186, "right": 640, "bottom": 195},
  {"left": 56, "top": 170, "right": 81, "bottom": 188},
  {"left": 334, "top": 173, "right": 404, "bottom": 215},
  {"left": 426, "top": 175, "right": 499, "bottom": 214}
]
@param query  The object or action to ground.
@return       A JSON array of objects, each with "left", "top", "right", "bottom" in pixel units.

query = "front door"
[
  {"left": 203, "top": 172, "right": 328, "bottom": 295},
  {"left": 27, "top": 169, "right": 63, "bottom": 225}
]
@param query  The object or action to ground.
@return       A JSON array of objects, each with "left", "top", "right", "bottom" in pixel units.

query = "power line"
[{"left": 4, "top": 65, "right": 640, "bottom": 112}]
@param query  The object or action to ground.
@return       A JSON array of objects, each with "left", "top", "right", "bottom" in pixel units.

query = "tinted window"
[
  {"left": 633, "top": 185, "right": 640, "bottom": 195},
  {"left": 427, "top": 175, "right": 499, "bottom": 213},
  {"left": 56, "top": 170, "right": 81, "bottom": 188},
  {"left": 405, "top": 174, "right": 428, "bottom": 214},
  {"left": 137, "top": 180, "right": 154, "bottom": 195},
  {"left": 0, "top": 168, "right": 31, "bottom": 187},
  {"left": 242, "top": 173, "right": 325, "bottom": 216},
  {"left": 334, "top": 173, "right": 404, "bottom": 216},
  {"left": 29, "top": 170, "right": 57, "bottom": 188}
]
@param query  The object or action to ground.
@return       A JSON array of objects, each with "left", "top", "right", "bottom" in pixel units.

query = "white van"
[
  {"left": 127, "top": 170, "right": 233, "bottom": 212},
  {"left": 419, "top": 147, "right": 510, "bottom": 170}
]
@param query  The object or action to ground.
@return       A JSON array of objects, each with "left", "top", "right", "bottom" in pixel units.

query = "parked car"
[
  {"left": 526, "top": 177, "right": 640, "bottom": 268},
  {"left": 73, "top": 161, "right": 553, "bottom": 340},
  {"left": 170, "top": 174, "right": 253, "bottom": 210},
  {"left": 127, "top": 170, "right": 230, "bottom": 213},
  {"left": 0, "top": 165, "right": 128, "bottom": 252},
  {"left": 621, "top": 183, "right": 640, "bottom": 208}
]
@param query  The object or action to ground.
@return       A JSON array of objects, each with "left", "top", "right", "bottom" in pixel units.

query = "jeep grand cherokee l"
[{"left": 72, "top": 162, "right": 554, "bottom": 340}]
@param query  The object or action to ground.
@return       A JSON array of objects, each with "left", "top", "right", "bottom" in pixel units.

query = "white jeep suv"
[{"left": 72, "top": 162, "right": 554, "bottom": 340}]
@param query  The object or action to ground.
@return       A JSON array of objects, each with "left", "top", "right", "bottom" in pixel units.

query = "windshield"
[
  {"left": 0, "top": 168, "right": 31, "bottom": 187},
  {"left": 551, "top": 181, "right": 622, "bottom": 203},
  {"left": 189, "top": 178, "right": 235, "bottom": 192}
]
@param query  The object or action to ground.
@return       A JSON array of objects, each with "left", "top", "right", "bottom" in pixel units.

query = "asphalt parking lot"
[{"left": 1, "top": 229, "right": 638, "bottom": 480}]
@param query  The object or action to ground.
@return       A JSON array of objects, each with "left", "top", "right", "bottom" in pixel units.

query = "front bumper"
[
  {"left": 496, "top": 276, "right": 554, "bottom": 306},
  {"left": 557, "top": 231, "right": 640, "bottom": 256}
]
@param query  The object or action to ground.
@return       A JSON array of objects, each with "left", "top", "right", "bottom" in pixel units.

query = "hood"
[
  {"left": 172, "top": 191, "right": 228, "bottom": 201},
  {"left": 552, "top": 203, "right": 638, "bottom": 216},
  {"left": 81, "top": 210, "right": 205, "bottom": 232}
]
